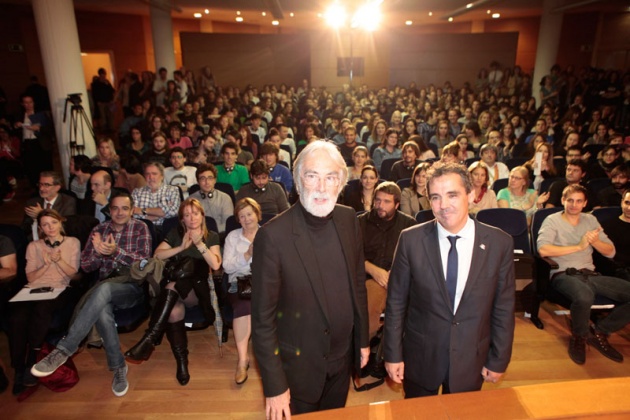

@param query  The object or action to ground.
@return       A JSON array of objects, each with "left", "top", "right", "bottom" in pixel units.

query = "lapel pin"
[{"left": 480, "top": 244, "right": 486, "bottom": 250}]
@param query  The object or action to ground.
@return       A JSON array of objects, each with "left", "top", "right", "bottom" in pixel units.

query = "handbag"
[{"left": 237, "top": 275, "right": 252, "bottom": 300}]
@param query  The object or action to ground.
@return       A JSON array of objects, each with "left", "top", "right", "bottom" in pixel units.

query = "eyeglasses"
[
  {"left": 509, "top": 175, "right": 524, "bottom": 181},
  {"left": 302, "top": 173, "right": 340, "bottom": 188},
  {"left": 198, "top": 176, "right": 215, "bottom": 182},
  {"left": 37, "top": 183, "right": 57, "bottom": 188}
]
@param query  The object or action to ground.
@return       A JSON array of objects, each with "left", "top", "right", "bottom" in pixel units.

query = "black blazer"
[
  {"left": 21, "top": 193, "right": 77, "bottom": 234},
  {"left": 251, "top": 203, "right": 368, "bottom": 403},
  {"left": 384, "top": 219, "right": 515, "bottom": 393}
]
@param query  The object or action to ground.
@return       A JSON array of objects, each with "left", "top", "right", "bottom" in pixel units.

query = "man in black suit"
[
  {"left": 384, "top": 162, "right": 515, "bottom": 398},
  {"left": 252, "top": 141, "right": 369, "bottom": 418},
  {"left": 79, "top": 169, "right": 114, "bottom": 222},
  {"left": 22, "top": 171, "right": 76, "bottom": 239}
]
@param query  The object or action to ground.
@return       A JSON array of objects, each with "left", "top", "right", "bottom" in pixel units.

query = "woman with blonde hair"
[
  {"left": 348, "top": 145, "right": 370, "bottom": 180},
  {"left": 222, "top": 198, "right": 262, "bottom": 385},
  {"left": 400, "top": 163, "right": 431, "bottom": 217},
  {"left": 92, "top": 137, "right": 120, "bottom": 177},
  {"left": 497, "top": 166, "right": 548, "bottom": 224},
  {"left": 126, "top": 198, "right": 221, "bottom": 386}
]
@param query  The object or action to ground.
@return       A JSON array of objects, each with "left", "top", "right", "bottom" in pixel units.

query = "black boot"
[
  {"left": 166, "top": 320, "right": 190, "bottom": 385},
  {"left": 125, "top": 289, "right": 179, "bottom": 363}
]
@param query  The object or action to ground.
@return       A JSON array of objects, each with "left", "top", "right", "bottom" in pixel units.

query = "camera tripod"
[{"left": 63, "top": 93, "right": 95, "bottom": 156}]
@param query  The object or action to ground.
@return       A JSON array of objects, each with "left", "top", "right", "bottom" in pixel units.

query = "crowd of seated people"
[{"left": 0, "top": 61, "right": 628, "bottom": 399}]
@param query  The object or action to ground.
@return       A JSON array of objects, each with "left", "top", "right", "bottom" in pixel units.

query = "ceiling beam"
[{"left": 262, "top": 0, "right": 284, "bottom": 19}]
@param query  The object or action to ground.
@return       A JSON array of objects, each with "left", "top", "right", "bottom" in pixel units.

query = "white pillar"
[
  {"left": 532, "top": 0, "right": 564, "bottom": 107},
  {"left": 150, "top": 0, "right": 176, "bottom": 77},
  {"left": 31, "top": 0, "right": 95, "bottom": 185}
]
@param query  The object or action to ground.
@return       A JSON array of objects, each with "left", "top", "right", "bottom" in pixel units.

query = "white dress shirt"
[{"left": 437, "top": 217, "right": 476, "bottom": 313}]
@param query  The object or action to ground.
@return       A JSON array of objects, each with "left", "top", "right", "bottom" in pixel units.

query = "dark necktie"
[
  {"left": 446, "top": 235, "right": 460, "bottom": 309},
  {"left": 46, "top": 203, "right": 52, "bottom": 210}
]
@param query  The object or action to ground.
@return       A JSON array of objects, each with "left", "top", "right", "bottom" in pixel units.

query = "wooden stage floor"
[{"left": 1, "top": 301, "right": 630, "bottom": 419}]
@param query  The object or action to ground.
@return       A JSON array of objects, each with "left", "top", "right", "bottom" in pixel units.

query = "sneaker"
[
  {"left": 112, "top": 365, "right": 129, "bottom": 397},
  {"left": 31, "top": 349, "right": 69, "bottom": 377},
  {"left": 587, "top": 327, "right": 624, "bottom": 363},
  {"left": 568, "top": 334, "right": 586, "bottom": 365},
  {"left": 3, "top": 191, "right": 15, "bottom": 202}
]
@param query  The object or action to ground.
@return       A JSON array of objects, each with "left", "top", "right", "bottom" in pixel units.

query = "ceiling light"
[
  {"left": 466, "top": 3, "right": 473, "bottom": 8},
  {"left": 235, "top": 16, "right": 243, "bottom": 22},
  {"left": 492, "top": 13, "right": 500, "bottom": 18},
  {"left": 405, "top": 20, "right": 412, "bottom": 26},
  {"left": 487, "top": 9, "right": 491, "bottom": 14},
  {"left": 448, "top": 17, "right": 453, "bottom": 22},
  {"left": 236, "top": 11, "right": 241, "bottom": 16},
  {"left": 324, "top": 3, "right": 347, "bottom": 28},
  {"left": 317, "top": 13, "right": 322, "bottom": 18},
  {"left": 204, "top": 9, "right": 209, "bottom": 14},
  {"left": 290, "top": 12, "right": 294, "bottom": 17},
  {"left": 272, "top": 20, "right": 279, "bottom": 25},
  {"left": 352, "top": 2, "right": 381, "bottom": 31},
  {"left": 262, "top": 12, "right": 266, "bottom": 16},
  {"left": 428, "top": 11, "right": 433, "bottom": 16},
  {"left": 193, "top": 13, "right": 202, "bottom": 18}
]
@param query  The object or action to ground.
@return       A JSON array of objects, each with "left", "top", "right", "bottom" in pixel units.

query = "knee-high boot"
[
  {"left": 166, "top": 320, "right": 190, "bottom": 385},
  {"left": 125, "top": 289, "right": 179, "bottom": 362}
]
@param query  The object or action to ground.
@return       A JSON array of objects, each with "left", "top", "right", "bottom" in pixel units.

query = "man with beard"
[
  {"left": 358, "top": 182, "right": 416, "bottom": 338},
  {"left": 252, "top": 141, "right": 369, "bottom": 418},
  {"left": 131, "top": 162, "right": 181, "bottom": 231},
  {"left": 389, "top": 141, "right": 420, "bottom": 182},
  {"left": 236, "top": 160, "right": 289, "bottom": 215},
  {"left": 598, "top": 166, "right": 629, "bottom": 207}
]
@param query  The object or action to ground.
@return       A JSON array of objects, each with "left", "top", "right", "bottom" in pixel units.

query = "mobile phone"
[{"left": 30, "top": 286, "right": 54, "bottom": 294}]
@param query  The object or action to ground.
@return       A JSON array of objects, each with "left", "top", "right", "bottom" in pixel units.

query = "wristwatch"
[{"left": 142, "top": 208, "right": 147, "bottom": 216}]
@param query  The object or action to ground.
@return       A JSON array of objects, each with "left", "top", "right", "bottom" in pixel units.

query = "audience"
[
  {"left": 188, "top": 163, "right": 233, "bottom": 233},
  {"left": 131, "top": 162, "right": 181, "bottom": 230},
  {"left": 468, "top": 161, "right": 498, "bottom": 215},
  {"left": 235, "top": 160, "right": 289, "bottom": 215}
]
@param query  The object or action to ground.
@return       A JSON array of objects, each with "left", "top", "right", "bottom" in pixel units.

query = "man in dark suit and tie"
[
  {"left": 384, "top": 162, "right": 515, "bottom": 398},
  {"left": 22, "top": 171, "right": 76, "bottom": 239},
  {"left": 252, "top": 141, "right": 369, "bottom": 418}
]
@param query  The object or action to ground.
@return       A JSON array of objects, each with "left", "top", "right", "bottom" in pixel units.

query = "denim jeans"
[
  {"left": 57, "top": 282, "right": 143, "bottom": 371},
  {"left": 552, "top": 273, "right": 630, "bottom": 336}
]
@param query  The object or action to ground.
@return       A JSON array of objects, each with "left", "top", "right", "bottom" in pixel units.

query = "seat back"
[
  {"left": 505, "top": 157, "right": 528, "bottom": 170},
  {"left": 492, "top": 178, "right": 509, "bottom": 195},
  {"left": 215, "top": 182, "right": 236, "bottom": 205},
  {"left": 396, "top": 178, "right": 411, "bottom": 190},
  {"left": 379, "top": 158, "right": 399, "bottom": 180},
  {"left": 415, "top": 209, "right": 435, "bottom": 224},
  {"left": 539, "top": 177, "right": 562, "bottom": 194},
  {"left": 139, "top": 218, "right": 158, "bottom": 252},
  {"left": 476, "top": 208, "right": 530, "bottom": 253},
  {"left": 587, "top": 177, "right": 612, "bottom": 193},
  {"left": 591, "top": 206, "right": 622, "bottom": 225}
]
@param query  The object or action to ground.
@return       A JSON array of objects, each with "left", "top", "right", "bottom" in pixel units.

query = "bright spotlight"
[
  {"left": 193, "top": 12, "right": 202, "bottom": 18},
  {"left": 272, "top": 20, "right": 279, "bottom": 25},
  {"left": 352, "top": 1, "right": 382, "bottom": 31},
  {"left": 405, "top": 20, "right": 412, "bottom": 26},
  {"left": 492, "top": 13, "right": 500, "bottom": 18},
  {"left": 324, "top": 3, "right": 347, "bottom": 28}
]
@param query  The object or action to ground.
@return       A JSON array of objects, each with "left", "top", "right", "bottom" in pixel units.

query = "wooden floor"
[{"left": 1, "top": 303, "right": 629, "bottom": 419}]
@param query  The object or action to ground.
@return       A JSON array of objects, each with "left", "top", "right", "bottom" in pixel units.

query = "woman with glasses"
[{"left": 497, "top": 166, "right": 549, "bottom": 225}]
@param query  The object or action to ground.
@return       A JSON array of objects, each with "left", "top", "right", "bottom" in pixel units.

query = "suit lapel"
[
  {"left": 292, "top": 206, "right": 331, "bottom": 327},
  {"left": 422, "top": 221, "right": 453, "bottom": 310}
]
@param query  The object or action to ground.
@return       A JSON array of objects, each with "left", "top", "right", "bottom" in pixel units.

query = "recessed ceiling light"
[
  {"left": 236, "top": 16, "right": 243, "bottom": 22},
  {"left": 428, "top": 11, "right": 433, "bottom": 16},
  {"left": 317, "top": 13, "right": 322, "bottom": 18},
  {"left": 236, "top": 11, "right": 241, "bottom": 16},
  {"left": 466, "top": 3, "right": 473, "bottom": 8},
  {"left": 193, "top": 13, "right": 202, "bottom": 18},
  {"left": 448, "top": 17, "right": 453, "bottom": 22},
  {"left": 290, "top": 12, "right": 294, "bottom": 17},
  {"left": 204, "top": 9, "right": 209, "bottom": 14},
  {"left": 262, "top": 12, "right": 266, "bottom": 16},
  {"left": 492, "top": 13, "right": 500, "bottom": 18},
  {"left": 272, "top": 20, "right": 279, "bottom": 25},
  {"left": 487, "top": 9, "right": 491, "bottom": 14},
  {"left": 405, "top": 20, "right": 412, "bottom": 25}
]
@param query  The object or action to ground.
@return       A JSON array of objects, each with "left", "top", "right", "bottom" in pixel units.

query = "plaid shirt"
[
  {"left": 81, "top": 218, "right": 151, "bottom": 280},
  {"left": 131, "top": 183, "right": 181, "bottom": 226}
]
